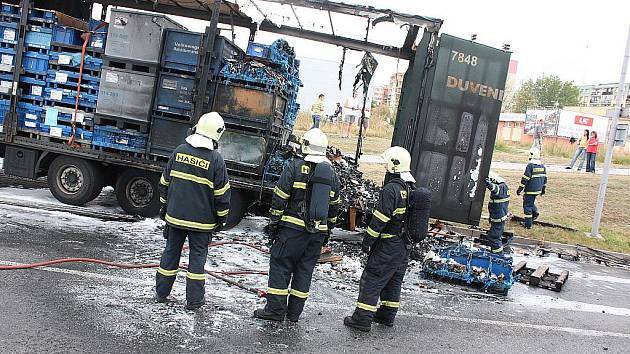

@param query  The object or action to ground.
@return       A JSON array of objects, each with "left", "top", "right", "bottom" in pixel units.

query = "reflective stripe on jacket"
[
  {"left": 159, "top": 142, "right": 231, "bottom": 232},
  {"left": 366, "top": 179, "right": 410, "bottom": 240},
  {"left": 487, "top": 181, "right": 510, "bottom": 223},
  {"left": 269, "top": 158, "right": 340, "bottom": 233},
  {"left": 519, "top": 162, "right": 547, "bottom": 195}
]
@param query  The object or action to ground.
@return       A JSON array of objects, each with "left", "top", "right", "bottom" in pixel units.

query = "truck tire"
[
  {"left": 48, "top": 156, "right": 104, "bottom": 205},
  {"left": 225, "top": 188, "right": 248, "bottom": 229},
  {"left": 115, "top": 168, "right": 160, "bottom": 217}
]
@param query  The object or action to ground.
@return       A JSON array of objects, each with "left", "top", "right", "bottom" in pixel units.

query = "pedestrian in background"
[
  {"left": 330, "top": 102, "right": 342, "bottom": 123},
  {"left": 566, "top": 129, "right": 589, "bottom": 171},
  {"left": 357, "top": 100, "right": 371, "bottom": 138},
  {"left": 310, "top": 94, "right": 326, "bottom": 128},
  {"left": 586, "top": 131, "right": 599, "bottom": 173},
  {"left": 532, "top": 118, "right": 545, "bottom": 152},
  {"left": 342, "top": 92, "right": 360, "bottom": 138}
]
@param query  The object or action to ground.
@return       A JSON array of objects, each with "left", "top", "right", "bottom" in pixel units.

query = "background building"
[{"left": 578, "top": 83, "right": 630, "bottom": 107}]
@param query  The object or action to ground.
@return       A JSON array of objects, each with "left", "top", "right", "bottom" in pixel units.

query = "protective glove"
[
  {"left": 516, "top": 186, "right": 523, "bottom": 196},
  {"left": 361, "top": 233, "right": 378, "bottom": 254},
  {"left": 484, "top": 177, "right": 493, "bottom": 190},
  {"left": 264, "top": 222, "right": 279, "bottom": 245},
  {"left": 214, "top": 222, "right": 225, "bottom": 233},
  {"left": 541, "top": 186, "right": 546, "bottom": 196},
  {"left": 159, "top": 206, "right": 166, "bottom": 221},
  {"left": 162, "top": 224, "right": 169, "bottom": 239}
]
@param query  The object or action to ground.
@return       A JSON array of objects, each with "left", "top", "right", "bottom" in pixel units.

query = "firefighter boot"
[
  {"left": 154, "top": 292, "right": 168, "bottom": 303},
  {"left": 254, "top": 308, "right": 285, "bottom": 322},
  {"left": 343, "top": 309, "right": 373, "bottom": 332},
  {"left": 185, "top": 299, "right": 205, "bottom": 311},
  {"left": 373, "top": 307, "right": 396, "bottom": 327}
]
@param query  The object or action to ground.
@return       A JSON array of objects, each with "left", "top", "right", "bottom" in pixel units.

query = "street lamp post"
[{"left": 589, "top": 25, "right": 630, "bottom": 238}]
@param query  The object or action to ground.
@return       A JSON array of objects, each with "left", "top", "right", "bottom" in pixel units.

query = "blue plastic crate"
[
  {"left": 0, "top": 21, "right": 17, "bottom": 44},
  {"left": 88, "top": 32, "right": 106, "bottom": 49},
  {"left": 16, "top": 102, "right": 43, "bottom": 128},
  {"left": 56, "top": 110, "right": 93, "bottom": 126},
  {"left": 154, "top": 71, "right": 195, "bottom": 116},
  {"left": 44, "top": 87, "right": 98, "bottom": 108},
  {"left": 28, "top": 8, "right": 56, "bottom": 23},
  {"left": 0, "top": 97, "right": 9, "bottom": 119},
  {"left": 0, "top": 46, "right": 14, "bottom": 68},
  {"left": 88, "top": 19, "right": 108, "bottom": 33},
  {"left": 22, "top": 51, "right": 48, "bottom": 73},
  {"left": 52, "top": 25, "right": 83, "bottom": 46},
  {"left": 46, "top": 69, "right": 100, "bottom": 89},
  {"left": 246, "top": 42, "right": 270, "bottom": 59},
  {"left": 49, "top": 51, "right": 102, "bottom": 71},
  {"left": 1, "top": 3, "right": 20, "bottom": 16},
  {"left": 25, "top": 29, "right": 52, "bottom": 49},
  {"left": 92, "top": 125, "right": 148, "bottom": 153}
]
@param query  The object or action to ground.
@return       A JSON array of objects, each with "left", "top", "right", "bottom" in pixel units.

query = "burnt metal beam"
[
  {"left": 402, "top": 25, "right": 420, "bottom": 52},
  {"left": 290, "top": 4, "right": 302, "bottom": 29},
  {"left": 259, "top": 19, "right": 412, "bottom": 59},
  {"left": 95, "top": 0, "right": 254, "bottom": 27},
  {"left": 257, "top": 0, "right": 442, "bottom": 32}
]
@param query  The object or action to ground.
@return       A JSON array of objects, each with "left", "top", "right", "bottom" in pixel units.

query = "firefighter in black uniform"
[
  {"left": 254, "top": 128, "right": 341, "bottom": 322},
  {"left": 344, "top": 146, "right": 416, "bottom": 332},
  {"left": 155, "top": 112, "right": 231, "bottom": 310},
  {"left": 483, "top": 170, "right": 511, "bottom": 253},
  {"left": 517, "top": 147, "right": 547, "bottom": 229}
]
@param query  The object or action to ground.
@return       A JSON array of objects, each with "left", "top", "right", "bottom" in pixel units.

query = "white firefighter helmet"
[
  {"left": 382, "top": 146, "right": 411, "bottom": 173},
  {"left": 529, "top": 147, "right": 541, "bottom": 160},
  {"left": 301, "top": 128, "right": 328, "bottom": 156},
  {"left": 488, "top": 170, "right": 505, "bottom": 184},
  {"left": 195, "top": 112, "right": 225, "bottom": 141}
]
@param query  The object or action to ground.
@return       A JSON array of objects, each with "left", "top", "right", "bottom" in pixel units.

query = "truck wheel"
[
  {"left": 225, "top": 188, "right": 248, "bottom": 229},
  {"left": 115, "top": 168, "right": 160, "bottom": 217},
  {"left": 48, "top": 156, "right": 103, "bottom": 205}
]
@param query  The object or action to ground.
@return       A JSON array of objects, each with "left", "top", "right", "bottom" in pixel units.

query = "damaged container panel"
[{"left": 394, "top": 34, "right": 510, "bottom": 225}]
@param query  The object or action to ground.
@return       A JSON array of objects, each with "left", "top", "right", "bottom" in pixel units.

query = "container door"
[{"left": 395, "top": 34, "right": 511, "bottom": 226}]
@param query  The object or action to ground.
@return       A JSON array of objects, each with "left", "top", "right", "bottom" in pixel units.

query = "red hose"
[{"left": 0, "top": 241, "right": 270, "bottom": 296}]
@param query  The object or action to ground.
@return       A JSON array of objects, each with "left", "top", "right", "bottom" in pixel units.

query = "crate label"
[
  {"left": 1, "top": 54, "right": 12, "bottom": 65},
  {"left": 0, "top": 125, "right": 3, "bottom": 133},
  {"left": 3, "top": 28, "right": 15, "bottom": 41},
  {"left": 49, "top": 126, "right": 62, "bottom": 138},
  {"left": 25, "top": 113, "right": 37, "bottom": 120},
  {"left": 50, "top": 89, "right": 63, "bottom": 101},
  {"left": 0, "top": 81, "right": 9, "bottom": 93},
  {"left": 45, "top": 107, "right": 58, "bottom": 126},
  {"left": 105, "top": 71, "right": 118, "bottom": 83},
  {"left": 162, "top": 79, "right": 178, "bottom": 90},
  {"left": 31, "top": 85, "right": 42, "bottom": 96},
  {"left": 25, "top": 121, "right": 37, "bottom": 128},
  {"left": 116, "top": 137, "right": 129, "bottom": 145},
  {"left": 73, "top": 112, "right": 84, "bottom": 124},
  {"left": 55, "top": 72, "right": 68, "bottom": 83},
  {"left": 92, "top": 39, "right": 103, "bottom": 48},
  {"left": 58, "top": 55, "right": 72, "bottom": 65},
  {"left": 114, "top": 16, "right": 128, "bottom": 28}
]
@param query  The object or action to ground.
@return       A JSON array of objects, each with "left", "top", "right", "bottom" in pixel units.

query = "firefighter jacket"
[
  {"left": 520, "top": 162, "right": 547, "bottom": 195},
  {"left": 366, "top": 179, "right": 409, "bottom": 240},
  {"left": 159, "top": 142, "right": 231, "bottom": 232},
  {"left": 269, "top": 158, "right": 341, "bottom": 233},
  {"left": 486, "top": 181, "right": 510, "bottom": 223}
]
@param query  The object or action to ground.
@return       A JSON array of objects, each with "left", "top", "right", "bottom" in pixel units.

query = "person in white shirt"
[{"left": 342, "top": 92, "right": 360, "bottom": 138}]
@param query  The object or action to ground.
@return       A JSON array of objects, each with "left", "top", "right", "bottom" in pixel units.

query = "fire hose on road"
[{"left": 0, "top": 241, "right": 271, "bottom": 297}]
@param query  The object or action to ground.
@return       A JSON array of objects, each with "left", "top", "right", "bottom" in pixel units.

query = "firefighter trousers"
[
  {"left": 264, "top": 226, "right": 324, "bottom": 319},
  {"left": 155, "top": 225, "right": 211, "bottom": 304},
  {"left": 352, "top": 238, "right": 409, "bottom": 325},
  {"left": 523, "top": 195, "right": 539, "bottom": 228},
  {"left": 486, "top": 221, "right": 505, "bottom": 250}
]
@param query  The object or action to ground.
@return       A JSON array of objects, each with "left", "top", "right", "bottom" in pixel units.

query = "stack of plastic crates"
[{"left": 0, "top": 2, "right": 20, "bottom": 129}]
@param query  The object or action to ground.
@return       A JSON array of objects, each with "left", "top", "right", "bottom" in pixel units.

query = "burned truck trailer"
[
  {"left": 0, "top": 0, "right": 509, "bottom": 229},
  {"left": 393, "top": 34, "right": 511, "bottom": 226}
]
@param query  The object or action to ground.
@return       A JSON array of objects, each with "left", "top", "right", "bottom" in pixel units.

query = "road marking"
[
  {"left": 415, "top": 313, "right": 630, "bottom": 339},
  {"left": 3, "top": 260, "right": 630, "bottom": 339}
]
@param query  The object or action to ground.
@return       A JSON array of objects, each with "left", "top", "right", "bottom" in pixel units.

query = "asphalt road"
[{"left": 1, "top": 191, "right": 629, "bottom": 353}]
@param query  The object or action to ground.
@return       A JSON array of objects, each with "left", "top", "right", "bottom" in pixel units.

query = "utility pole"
[{"left": 590, "top": 25, "right": 630, "bottom": 238}]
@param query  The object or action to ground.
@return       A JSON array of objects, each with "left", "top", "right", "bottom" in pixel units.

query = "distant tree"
[{"left": 512, "top": 75, "right": 580, "bottom": 113}]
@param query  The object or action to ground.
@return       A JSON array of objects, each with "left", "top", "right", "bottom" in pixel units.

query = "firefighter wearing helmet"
[
  {"left": 254, "top": 128, "right": 341, "bottom": 323},
  {"left": 155, "top": 112, "right": 231, "bottom": 310},
  {"left": 482, "top": 170, "right": 511, "bottom": 253},
  {"left": 516, "top": 147, "right": 547, "bottom": 229},
  {"left": 344, "top": 146, "right": 419, "bottom": 332}
]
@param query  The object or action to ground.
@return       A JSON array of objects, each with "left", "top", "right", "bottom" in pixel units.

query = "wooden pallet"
[{"left": 513, "top": 261, "right": 569, "bottom": 291}]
